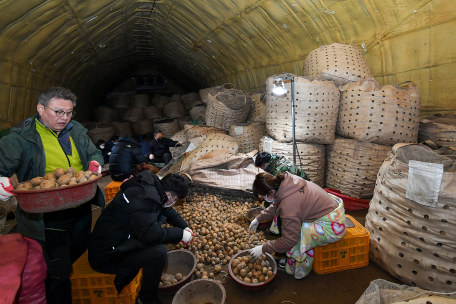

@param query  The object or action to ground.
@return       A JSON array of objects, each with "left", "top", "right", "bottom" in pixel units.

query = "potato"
[
  {"left": 175, "top": 273, "right": 183, "bottom": 281},
  {"left": 57, "top": 174, "right": 72, "bottom": 185},
  {"left": 30, "top": 177, "right": 43, "bottom": 186},
  {"left": 69, "top": 177, "right": 77, "bottom": 182},
  {"left": 41, "top": 180, "right": 56, "bottom": 189},
  {"left": 88, "top": 174, "right": 98, "bottom": 181},
  {"left": 171, "top": 279, "right": 177, "bottom": 284},
  {"left": 68, "top": 181, "right": 78, "bottom": 186},
  {"left": 34, "top": 185, "right": 41, "bottom": 190},
  {"left": 75, "top": 172, "right": 85, "bottom": 180},
  {"left": 54, "top": 168, "right": 66, "bottom": 178},
  {"left": 65, "top": 167, "right": 76, "bottom": 176},
  {"left": 83, "top": 171, "right": 92, "bottom": 178},
  {"left": 15, "top": 182, "right": 32, "bottom": 191},
  {"left": 43, "top": 173, "right": 56, "bottom": 181},
  {"left": 77, "top": 177, "right": 87, "bottom": 183}
]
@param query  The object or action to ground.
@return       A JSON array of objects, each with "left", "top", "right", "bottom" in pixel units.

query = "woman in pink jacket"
[{"left": 249, "top": 172, "right": 346, "bottom": 279}]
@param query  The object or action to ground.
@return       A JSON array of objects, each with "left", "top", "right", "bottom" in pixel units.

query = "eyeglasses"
[{"left": 43, "top": 105, "right": 76, "bottom": 118}]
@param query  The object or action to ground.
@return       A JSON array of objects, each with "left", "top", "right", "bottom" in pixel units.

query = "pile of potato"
[
  {"left": 231, "top": 255, "right": 273, "bottom": 284},
  {"left": 159, "top": 272, "right": 186, "bottom": 287},
  {"left": 15, "top": 167, "right": 101, "bottom": 190},
  {"left": 170, "top": 193, "right": 268, "bottom": 279}
]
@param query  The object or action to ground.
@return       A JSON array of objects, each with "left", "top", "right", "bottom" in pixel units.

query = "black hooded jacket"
[
  {"left": 148, "top": 138, "right": 180, "bottom": 158},
  {"left": 88, "top": 171, "right": 187, "bottom": 265},
  {"left": 109, "top": 135, "right": 146, "bottom": 176}
]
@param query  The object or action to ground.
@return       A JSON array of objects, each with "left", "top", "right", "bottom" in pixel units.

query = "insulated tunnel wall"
[{"left": 1, "top": 0, "right": 456, "bottom": 131}]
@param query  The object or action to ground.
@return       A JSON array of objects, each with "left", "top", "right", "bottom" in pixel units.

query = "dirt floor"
[{"left": 94, "top": 176, "right": 401, "bottom": 304}]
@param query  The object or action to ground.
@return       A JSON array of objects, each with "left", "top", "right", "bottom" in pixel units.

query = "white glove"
[
  {"left": 249, "top": 219, "right": 259, "bottom": 233},
  {"left": 250, "top": 245, "right": 263, "bottom": 258},
  {"left": 184, "top": 227, "right": 193, "bottom": 234},
  {"left": 181, "top": 230, "right": 193, "bottom": 245},
  {"left": 108, "top": 152, "right": 111, "bottom": 156},
  {"left": 149, "top": 154, "right": 155, "bottom": 160},
  {"left": 0, "top": 177, "right": 15, "bottom": 201},
  {"left": 89, "top": 161, "right": 101, "bottom": 173}
]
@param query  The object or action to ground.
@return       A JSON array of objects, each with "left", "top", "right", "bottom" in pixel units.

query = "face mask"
[
  {"left": 157, "top": 137, "right": 164, "bottom": 142},
  {"left": 263, "top": 195, "right": 275, "bottom": 203},
  {"left": 100, "top": 145, "right": 105, "bottom": 149},
  {"left": 114, "top": 142, "right": 118, "bottom": 145},
  {"left": 163, "top": 193, "right": 176, "bottom": 208}
]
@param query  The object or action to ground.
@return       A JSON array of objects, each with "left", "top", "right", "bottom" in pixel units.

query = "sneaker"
[{"left": 278, "top": 258, "right": 286, "bottom": 271}]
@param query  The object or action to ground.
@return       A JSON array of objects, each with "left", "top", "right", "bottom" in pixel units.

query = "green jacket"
[
  {"left": 0, "top": 113, "right": 105, "bottom": 241},
  {"left": 266, "top": 154, "right": 312, "bottom": 181}
]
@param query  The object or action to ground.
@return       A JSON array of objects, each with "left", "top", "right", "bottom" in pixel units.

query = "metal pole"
[{"left": 291, "top": 77, "right": 296, "bottom": 164}]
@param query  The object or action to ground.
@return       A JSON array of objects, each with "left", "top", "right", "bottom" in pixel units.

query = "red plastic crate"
[{"left": 324, "top": 188, "right": 370, "bottom": 211}]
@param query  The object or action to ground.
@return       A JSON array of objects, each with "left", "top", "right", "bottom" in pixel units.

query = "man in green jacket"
[
  {"left": 0, "top": 87, "right": 105, "bottom": 304},
  {"left": 255, "top": 152, "right": 311, "bottom": 181}
]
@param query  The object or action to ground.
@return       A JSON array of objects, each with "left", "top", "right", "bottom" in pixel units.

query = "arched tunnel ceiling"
[{"left": 0, "top": 0, "right": 455, "bottom": 128}]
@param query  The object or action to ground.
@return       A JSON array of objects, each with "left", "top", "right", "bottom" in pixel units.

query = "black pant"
[
  {"left": 91, "top": 245, "right": 167, "bottom": 304},
  {"left": 152, "top": 153, "right": 172, "bottom": 165},
  {"left": 39, "top": 203, "right": 92, "bottom": 304}
]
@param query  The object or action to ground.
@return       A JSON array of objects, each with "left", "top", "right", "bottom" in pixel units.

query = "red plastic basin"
[
  {"left": 324, "top": 188, "right": 370, "bottom": 211},
  {"left": 12, "top": 176, "right": 101, "bottom": 213}
]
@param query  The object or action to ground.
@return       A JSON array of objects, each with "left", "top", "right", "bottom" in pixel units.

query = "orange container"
[
  {"left": 71, "top": 251, "right": 141, "bottom": 304},
  {"left": 313, "top": 215, "right": 369, "bottom": 274},
  {"left": 104, "top": 181, "right": 122, "bottom": 203}
]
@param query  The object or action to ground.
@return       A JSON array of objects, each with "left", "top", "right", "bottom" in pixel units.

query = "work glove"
[
  {"left": 89, "top": 161, "right": 101, "bottom": 173},
  {"left": 108, "top": 152, "right": 111, "bottom": 156},
  {"left": 181, "top": 229, "right": 195, "bottom": 246},
  {"left": 249, "top": 219, "right": 259, "bottom": 233},
  {"left": 149, "top": 154, "right": 155, "bottom": 160},
  {"left": 0, "top": 177, "right": 15, "bottom": 201},
  {"left": 250, "top": 245, "right": 263, "bottom": 258}
]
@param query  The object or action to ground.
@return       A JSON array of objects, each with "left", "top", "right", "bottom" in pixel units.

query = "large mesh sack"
[
  {"left": 419, "top": 114, "right": 456, "bottom": 147},
  {"left": 181, "top": 133, "right": 239, "bottom": 170},
  {"left": 199, "top": 86, "right": 226, "bottom": 104},
  {"left": 170, "top": 129, "right": 187, "bottom": 143},
  {"left": 365, "top": 144, "right": 456, "bottom": 292},
  {"left": 181, "top": 92, "right": 201, "bottom": 110},
  {"left": 303, "top": 43, "right": 371, "bottom": 87},
  {"left": 229, "top": 122, "right": 266, "bottom": 153},
  {"left": 112, "top": 121, "right": 132, "bottom": 137},
  {"left": 170, "top": 94, "right": 182, "bottom": 103},
  {"left": 96, "top": 106, "right": 118, "bottom": 122},
  {"left": 247, "top": 92, "right": 266, "bottom": 122},
  {"left": 337, "top": 77, "right": 421, "bottom": 145},
  {"left": 143, "top": 106, "right": 162, "bottom": 120},
  {"left": 110, "top": 94, "right": 130, "bottom": 109},
  {"left": 162, "top": 101, "right": 186, "bottom": 118},
  {"left": 259, "top": 136, "right": 325, "bottom": 187},
  {"left": 131, "top": 94, "right": 150, "bottom": 108},
  {"left": 87, "top": 123, "right": 114, "bottom": 144},
  {"left": 132, "top": 119, "right": 154, "bottom": 136},
  {"left": 151, "top": 95, "right": 169, "bottom": 109},
  {"left": 325, "top": 137, "right": 392, "bottom": 199},
  {"left": 153, "top": 118, "right": 180, "bottom": 138},
  {"left": 123, "top": 108, "right": 144, "bottom": 122},
  {"left": 265, "top": 73, "right": 340, "bottom": 144},
  {"left": 356, "top": 279, "right": 456, "bottom": 304},
  {"left": 177, "top": 116, "right": 193, "bottom": 129},
  {"left": 189, "top": 105, "right": 206, "bottom": 121},
  {"left": 206, "top": 88, "right": 252, "bottom": 131},
  {"left": 184, "top": 124, "right": 227, "bottom": 140}
]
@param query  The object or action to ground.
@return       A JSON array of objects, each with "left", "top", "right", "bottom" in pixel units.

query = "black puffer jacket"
[
  {"left": 88, "top": 171, "right": 187, "bottom": 265},
  {"left": 148, "top": 138, "right": 180, "bottom": 158},
  {"left": 109, "top": 136, "right": 146, "bottom": 175}
]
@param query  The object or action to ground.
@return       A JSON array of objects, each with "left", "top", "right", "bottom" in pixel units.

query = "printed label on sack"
[
  {"left": 263, "top": 137, "right": 273, "bottom": 153},
  {"left": 234, "top": 126, "right": 244, "bottom": 135}
]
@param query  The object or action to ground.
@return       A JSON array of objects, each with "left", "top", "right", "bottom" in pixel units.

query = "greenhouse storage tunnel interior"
[
  {"left": 1, "top": 0, "right": 456, "bottom": 304},
  {"left": 0, "top": 0, "right": 455, "bottom": 131}
]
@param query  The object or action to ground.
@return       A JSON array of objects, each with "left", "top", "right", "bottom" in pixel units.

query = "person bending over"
[{"left": 255, "top": 152, "right": 311, "bottom": 181}]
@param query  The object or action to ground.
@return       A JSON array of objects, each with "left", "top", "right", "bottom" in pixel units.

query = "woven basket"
[
  {"left": 199, "top": 86, "right": 226, "bottom": 104},
  {"left": 162, "top": 102, "right": 186, "bottom": 118},
  {"left": 153, "top": 119, "right": 180, "bottom": 138},
  {"left": 132, "top": 119, "right": 154, "bottom": 136},
  {"left": 143, "top": 106, "right": 162, "bottom": 120},
  {"left": 177, "top": 116, "right": 193, "bottom": 129},
  {"left": 337, "top": 77, "right": 421, "bottom": 145},
  {"left": 152, "top": 95, "right": 169, "bottom": 109},
  {"left": 365, "top": 145, "right": 456, "bottom": 292},
  {"left": 418, "top": 114, "right": 456, "bottom": 147},
  {"left": 229, "top": 122, "right": 266, "bottom": 153},
  {"left": 181, "top": 133, "right": 239, "bottom": 170},
  {"left": 247, "top": 92, "right": 266, "bottom": 122},
  {"left": 96, "top": 106, "right": 118, "bottom": 122},
  {"left": 189, "top": 105, "right": 206, "bottom": 121},
  {"left": 110, "top": 94, "right": 131, "bottom": 109},
  {"left": 170, "top": 94, "right": 182, "bottom": 103},
  {"left": 303, "top": 43, "right": 371, "bottom": 87},
  {"left": 87, "top": 123, "right": 114, "bottom": 144},
  {"left": 265, "top": 73, "right": 340, "bottom": 144},
  {"left": 131, "top": 94, "right": 150, "bottom": 108},
  {"left": 184, "top": 125, "right": 227, "bottom": 140},
  {"left": 205, "top": 89, "right": 252, "bottom": 131},
  {"left": 325, "top": 137, "right": 391, "bottom": 199},
  {"left": 123, "top": 108, "right": 144, "bottom": 122},
  {"left": 112, "top": 121, "right": 132, "bottom": 137},
  {"left": 259, "top": 136, "right": 325, "bottom": 187},
  {"left": 181, "top": 92, "right": 201, "bottom": 109}
]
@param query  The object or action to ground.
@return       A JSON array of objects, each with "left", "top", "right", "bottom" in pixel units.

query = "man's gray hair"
[{"left": 37, "top": 87, "right": 77, "bottom": 107}]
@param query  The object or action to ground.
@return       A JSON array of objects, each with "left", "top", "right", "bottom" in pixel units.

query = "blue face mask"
[{"left": 263, "top": 195, "right": 275, "bottom": 203}]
